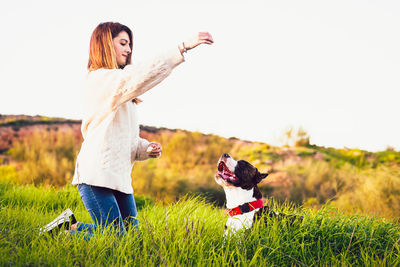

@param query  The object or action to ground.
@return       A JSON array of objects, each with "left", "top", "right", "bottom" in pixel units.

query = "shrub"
[{"left": 7, "top": 129, "right": 80, "bottom": 186}]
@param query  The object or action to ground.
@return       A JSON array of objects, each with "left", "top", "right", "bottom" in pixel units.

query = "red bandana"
[{"left": 226, "top": 199, "right": 264, "bottom": 217}]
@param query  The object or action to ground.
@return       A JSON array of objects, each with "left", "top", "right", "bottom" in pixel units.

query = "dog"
[{"left": 215, "top": 153, "right": 302, "bottom": 235}]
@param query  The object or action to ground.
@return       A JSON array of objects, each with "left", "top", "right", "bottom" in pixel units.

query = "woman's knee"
[{"left": 78, "top": 184, "right": 122, "bottom": 228}]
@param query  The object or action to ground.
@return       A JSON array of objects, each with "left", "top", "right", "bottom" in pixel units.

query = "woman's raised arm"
[{"left": 178, "top": 32, "right": 214, "bottom": 54}]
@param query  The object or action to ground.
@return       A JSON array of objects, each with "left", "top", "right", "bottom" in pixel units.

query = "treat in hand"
[{"left": 147, "top": 142, "right": 162, "bottom": 158}]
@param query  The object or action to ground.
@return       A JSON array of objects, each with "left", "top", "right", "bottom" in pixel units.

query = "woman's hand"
[
  {"left": 180, "top": 32, "right": 214, "bottom": 53},
  {"left": 147, "top": 142, "right": 162, "bottom": 158}
]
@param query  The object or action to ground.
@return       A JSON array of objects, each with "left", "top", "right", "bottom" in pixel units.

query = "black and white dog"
[{"left": 215, "top": 153, "right": 302, "bottom": 235}]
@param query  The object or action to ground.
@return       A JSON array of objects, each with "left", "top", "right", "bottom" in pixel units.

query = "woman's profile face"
[{"left": 113, "top": 31, "right": 131, "bottom": 67}]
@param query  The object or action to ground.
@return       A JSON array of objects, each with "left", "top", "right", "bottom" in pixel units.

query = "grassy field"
[{"left": 1, "top": 181, "right": 399, "bottom": 266}]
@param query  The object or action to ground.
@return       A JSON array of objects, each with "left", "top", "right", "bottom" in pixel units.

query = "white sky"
[{"left": 1, "top": 0, "right": 399, "bottom": 152}]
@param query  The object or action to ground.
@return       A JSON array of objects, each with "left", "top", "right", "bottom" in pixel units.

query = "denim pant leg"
[
  {"left": 70, "top": 223, "right": 95, "bottom": 240},
  {"left": 114, "top": 190, "right": 139, "bottom": 231},
  {"left": 76, "top": 222, "right": 96, "bottom": 235},
  {"left": 77, "top": 184, "right": 126, "bottom": 235}
]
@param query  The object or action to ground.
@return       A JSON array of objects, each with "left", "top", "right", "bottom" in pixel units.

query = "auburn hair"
[{"left": 87, "top": 22, "right": 133, "bottom": 71}]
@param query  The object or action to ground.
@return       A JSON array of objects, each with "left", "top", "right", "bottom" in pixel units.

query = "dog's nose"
[{"left": 222, "top": 153, "right": 230, "bottom": 158}]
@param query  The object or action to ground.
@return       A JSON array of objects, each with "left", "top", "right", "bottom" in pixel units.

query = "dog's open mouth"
[{"left": 217, "top": 161, "right": 238, "bottom": 182}]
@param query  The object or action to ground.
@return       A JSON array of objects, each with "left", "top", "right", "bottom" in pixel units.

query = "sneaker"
[{"left": 39, "top": 208, "right": 77, "bottom": 236}]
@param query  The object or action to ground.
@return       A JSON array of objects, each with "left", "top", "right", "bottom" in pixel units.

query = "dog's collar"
[{"left": 226, "top": 199, "right": 264, "bottom": 217}]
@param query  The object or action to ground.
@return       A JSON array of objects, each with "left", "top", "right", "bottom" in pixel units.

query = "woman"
[{"left": 40, "top": 22, "right": 213, "bottom": 237}]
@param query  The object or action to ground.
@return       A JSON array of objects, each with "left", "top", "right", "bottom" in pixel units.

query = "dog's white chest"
[
  {"left": 226, "top": 211, "right": 256, "bottom": 232},
  {"left": 224, "top": 187, "right": 259, "bottom": 234}
]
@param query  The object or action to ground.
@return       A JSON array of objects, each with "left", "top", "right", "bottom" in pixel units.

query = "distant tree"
[
  {"left": 295, "top": 126, "right": 310, "bottom": 147},
  {"left": 280, "top": 126, "right": 310, "bottom": 147},
  {"left": 279, "top": 126, "right": 293, "bottom": 147}
]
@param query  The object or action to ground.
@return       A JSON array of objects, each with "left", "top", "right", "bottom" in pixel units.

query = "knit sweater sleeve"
[
  {"left": 82, "top": 48, "right": 184, "bottom": 136},
  {"left": 135, "top": 137, "right": 151, "bottom": 161},
  {"left": 110, "top": 48, "right": 184, "bottom": 110}
]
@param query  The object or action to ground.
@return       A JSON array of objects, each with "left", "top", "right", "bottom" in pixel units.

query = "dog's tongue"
[
  {"left": 220, "top": 172, "right": 233, "bottom": 180},
  {"left": 218, "top": 162, "right": 237, "bottom": 181}
]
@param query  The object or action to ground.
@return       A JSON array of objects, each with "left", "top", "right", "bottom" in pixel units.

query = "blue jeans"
[{"left": 74, "top": 184, "right": 139, "bottom": 239}]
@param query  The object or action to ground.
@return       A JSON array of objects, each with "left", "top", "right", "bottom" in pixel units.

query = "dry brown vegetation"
[{"left": 1, "top": 115, "right": 400, "bottom": 220}]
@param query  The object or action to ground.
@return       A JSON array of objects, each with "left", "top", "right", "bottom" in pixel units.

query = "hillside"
[
  {"left": 1, "top": 114, "right": 400, "bottom": 220},
  {"left": 0, "top": 114, "right": 176, "bottom": 154}
]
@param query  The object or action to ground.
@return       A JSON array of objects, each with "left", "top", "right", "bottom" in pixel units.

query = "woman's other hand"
[
  {"left": 147, "top": 142, "right": 162, "bottom": 158},
  {"left": 180, "top": 32, "right": 214, "bottom": 53}
]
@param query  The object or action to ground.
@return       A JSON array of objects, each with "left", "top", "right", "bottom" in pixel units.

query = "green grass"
[{"left": 0, "top": 181, "right": 399, "bottom": 266}]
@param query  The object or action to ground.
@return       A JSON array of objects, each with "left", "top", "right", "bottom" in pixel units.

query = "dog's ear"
[{"left": 254, "top": 171, "right": 268, "bottom": 184}]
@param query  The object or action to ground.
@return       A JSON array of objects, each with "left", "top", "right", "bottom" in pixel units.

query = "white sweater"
[{"left": 72, "top": 48, "right": 184, "bottom": 194}]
